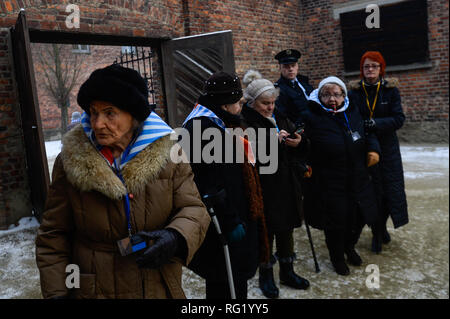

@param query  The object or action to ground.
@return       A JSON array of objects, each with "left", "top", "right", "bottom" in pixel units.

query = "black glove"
[
  {"left": 135, "top": 229, "right": 179, "bottom": 269},
  {"left": 364, "top": 119, "right": 376, "bottom": 132}
]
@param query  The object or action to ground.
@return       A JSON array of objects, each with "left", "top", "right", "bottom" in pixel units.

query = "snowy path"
[{"left": 0, "top": 145, "right": 448, "bottom": 299}]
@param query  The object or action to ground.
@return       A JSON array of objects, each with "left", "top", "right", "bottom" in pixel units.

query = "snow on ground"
[{"left": 0, "top": 144, "right": 448, "bottom": 299}]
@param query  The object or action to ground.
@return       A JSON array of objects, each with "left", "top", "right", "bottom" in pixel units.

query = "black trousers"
[
  {"left": 324, "top": 208, "right": 365, "bottom": 263},
  {"left": 205, "top": 277, "right": 248, "bottom": 299},
  {"left": 268, "top": 230, "right": 295, "bottom": 260}
]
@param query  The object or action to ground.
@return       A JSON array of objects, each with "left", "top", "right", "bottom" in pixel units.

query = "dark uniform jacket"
[
  {"left": 348, "top": 78, "right": 408, "bottom": 228},
  {"left": 302, "top": 98, "right": 380, "bottom": 231},
  {"left": 275, "top": 74, "right": 314, "bottom": 126}
]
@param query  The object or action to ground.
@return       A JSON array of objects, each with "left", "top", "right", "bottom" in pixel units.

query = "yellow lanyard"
[{"left": 362, "top": 81, "right": 381, "bottom": 119}]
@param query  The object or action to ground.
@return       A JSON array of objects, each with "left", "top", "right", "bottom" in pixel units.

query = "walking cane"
[
  {"left": 203, "top": 191, "right": 236, "bottom": 299},
  {"left": 305, "top": 221, "right": 320, "bottom": 273}
]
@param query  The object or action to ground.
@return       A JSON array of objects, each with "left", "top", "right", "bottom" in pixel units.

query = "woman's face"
[
  {"left": 222, "top": 101, "right": 242, "bottom": 115},
  {"left": 363, "top": 57, "right": 381, "bottom": 84},
  {"left": 253, "top": 95, "right": 276, "bottom": 118},
  {"left": 319, "top": 84, "right": 345, "bottom": 110},
  {"left": 89, "top": 100, "right": 134, "bottom": 148}
]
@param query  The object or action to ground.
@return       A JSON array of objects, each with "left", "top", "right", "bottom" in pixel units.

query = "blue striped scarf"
[
  {"left": 81, "top": 111, "right": 174, "bottom": 170},
  {"left": 182, "top": 104, "right": 226, "bottom": 130}
]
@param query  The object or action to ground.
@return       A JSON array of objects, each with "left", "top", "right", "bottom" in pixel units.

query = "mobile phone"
[{"left": 288, "top": 127, "right": 304, "bottom": 139}]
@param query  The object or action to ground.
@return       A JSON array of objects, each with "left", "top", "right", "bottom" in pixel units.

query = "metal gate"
[{"left": 113, "top": 46, "right": 157, "bottom": 111}]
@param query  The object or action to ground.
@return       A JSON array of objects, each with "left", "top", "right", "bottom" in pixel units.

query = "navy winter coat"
[
  {"left": 302, "top": 98, "right": 380, "bottom": 231},
  {"left": 182, "top": 106, "right": 259, "bottom": 282},
  {"left": 348, "top": 78, "right": 408, "bottom": 228},
  {"left": 275, "top": 74, "right": 314, "bottom": 126}
]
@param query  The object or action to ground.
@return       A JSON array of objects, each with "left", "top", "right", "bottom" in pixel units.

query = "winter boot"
[
  {"left": 258, "top": 263, "right": 279, "bottom": 299},
  {"left": 382, "top": 229, "right": 391, "bottom": 244},
  {"left": 331, "top": 259, "right": 350, "bottom": 276},
  {"left": 278, "top": 255, "right": 310, "bottom": 290},
  {"left": 345, "top": 248, "right": 362, "bottom": 266},
  {"left": 371, "top": 233, "right": 383, "bottom": 254}
]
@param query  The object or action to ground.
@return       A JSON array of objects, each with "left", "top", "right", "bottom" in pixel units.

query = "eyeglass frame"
[
  {"left": 363, "top": 64, "right": 381, "bottom": 70},
  {"left": 319, "top": 93, "right": 345, "bottom": 100}
]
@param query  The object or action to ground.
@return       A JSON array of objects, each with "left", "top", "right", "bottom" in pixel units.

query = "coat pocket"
[{"left": 72, "top": 274, "right": 96, "bottom": 299}]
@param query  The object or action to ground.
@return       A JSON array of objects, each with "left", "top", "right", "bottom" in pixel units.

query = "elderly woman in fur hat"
[
  {"left": 35, "top": 64, "right": 210, "bottom": 299},
  {"left": 182, "top": 71, "right": 269, "bottom": 299},
  {"left": 302, "top": 76, "right": 381, "bottom": 276},
  {"left": 348, "top": 51, "right": 409, "bottom": 254},
  {"left": 240, "top": 70, "right": 310, "bottom": 298}
]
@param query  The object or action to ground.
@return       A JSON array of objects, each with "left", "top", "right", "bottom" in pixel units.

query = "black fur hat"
[
  {"left": 77, "top": 64, "right": 150, "bottom": 122},
  {"left": 198, "top": 71, "right": 243, "bottom": 107}
]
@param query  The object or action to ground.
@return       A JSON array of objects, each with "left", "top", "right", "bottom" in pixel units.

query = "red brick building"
[{"left": 0, "top": 0, "right": 448, "bottom": 228}]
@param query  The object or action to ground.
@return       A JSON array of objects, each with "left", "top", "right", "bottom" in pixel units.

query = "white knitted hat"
[
  {"left": 318, "top": 76, "right": 348, "bottom": 96},
  {"left": 243, "top": 70, "right": 278, "bottom": 103}
]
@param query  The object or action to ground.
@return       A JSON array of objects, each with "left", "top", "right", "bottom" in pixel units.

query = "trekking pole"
[
  {"left": 203, "top": 191, "right": 236, "bottom": 299},
  {"left": 305, "top": 221, "right": 320, "bottom": 273}
]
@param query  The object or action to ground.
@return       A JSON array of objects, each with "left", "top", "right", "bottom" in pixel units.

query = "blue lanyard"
[
  {"left": 343, "top": 112, "right": 353, "bottom": 132},
  {"left": 272, "top": 114, "right": 280, "bottom": 133},
  {"left": 114, "top": 161, "right": 132, "bottom": 237}
]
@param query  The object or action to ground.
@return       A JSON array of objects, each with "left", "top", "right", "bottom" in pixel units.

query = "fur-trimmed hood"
[
  {"left": 60, "top": 125, "right": 175, "bottom": 200},
  {"left": 348, "top": 77, "right": 399, "bottom": 90}
]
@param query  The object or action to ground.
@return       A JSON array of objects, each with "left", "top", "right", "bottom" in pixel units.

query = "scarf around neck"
[{"left": 81, "top": 111, "right": 174, "bottom": 171}]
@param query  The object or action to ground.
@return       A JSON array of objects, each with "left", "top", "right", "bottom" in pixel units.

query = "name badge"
[
  {"left": 117, "top": 234, "right": 147, "bottom": 256},
  {"left": 351, "top": 131, "right": 362, "bottom": 143}
]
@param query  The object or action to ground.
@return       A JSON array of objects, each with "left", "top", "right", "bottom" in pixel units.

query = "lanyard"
[
  {"left": 271, "top": 114, "right": 280, "bottom": 133},
  {"left": 292, "top": 79, "right": 309, "bottom": 99},
  {"left": 362, "top": 81, "right": 381, "bottom": 119},
  {"left": 343, "top": 112, "right": 352, "bottom": 132},
  {"left": 114, "top": 161, "right": 132, "bottom": 237}
]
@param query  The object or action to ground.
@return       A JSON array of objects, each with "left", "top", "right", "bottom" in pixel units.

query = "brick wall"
[
  {"left": 300, "top": 0, "right": 449, "bottom": 143},
  {"left": 0, "top": 28, "right": 32, "bottom": 229},
  {"left": 0, "top": 0, "right": 448, "bottom": 228}
]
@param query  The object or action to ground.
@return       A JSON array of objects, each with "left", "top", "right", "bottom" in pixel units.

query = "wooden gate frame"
[{"left": 11, "top": 11, "right": 236, "bottom": 221}]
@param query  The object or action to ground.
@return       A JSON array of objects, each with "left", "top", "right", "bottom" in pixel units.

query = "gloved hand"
[
  {"left": 136, "top": 229, "right": 179, "bottom": 269},
  {"left": 227, "top": 224, "right": 246, "bottom": 243},
  {"left": 303, "top": 165, "right": 312, "bottom": 178},
  {"left": 364, "top": 119, "right": 376, "bottom": 132},
  {"left": 367, "top": 151, "right": 380, "bottom": 167}
]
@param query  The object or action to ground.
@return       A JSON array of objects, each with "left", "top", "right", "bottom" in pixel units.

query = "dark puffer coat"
[
  {"left": 275, "top": 74, "right": 314, "bottom": 126},
  {"left": 241, "top": 104, "right": 308, "bottom": 233},
  {"left": 182, "top": 106, "right": 260, "bottom": 282},
  {"left": 302, "top": 99, "right": 380, "bottom": 231},
  {"left": 348, "top": 78, "right": 408, "bottom": 228}
]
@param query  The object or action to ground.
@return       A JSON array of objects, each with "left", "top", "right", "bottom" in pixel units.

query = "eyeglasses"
[
  {"left": 320, "top": 93, "right": 344, "bottom": 100},
  {"left": 363, "top": 64, "right": 381, "bottom": 70}
]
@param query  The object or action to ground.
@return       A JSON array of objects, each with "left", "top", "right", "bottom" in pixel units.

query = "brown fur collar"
[
  {"left": 348, "top": 77, "right": 399, "bottom": 90},
  {"left": 61, "top": 125, "right": 174, "bottom": 199}
]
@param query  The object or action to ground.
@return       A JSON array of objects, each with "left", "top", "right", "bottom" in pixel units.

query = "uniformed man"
[{"left": 274, "top": 49, "right": 313, "bottom": 126}]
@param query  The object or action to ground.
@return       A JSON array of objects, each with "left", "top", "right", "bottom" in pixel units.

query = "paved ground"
[{"left": 0, "top": 145, "right": 448, "bottom": 299}]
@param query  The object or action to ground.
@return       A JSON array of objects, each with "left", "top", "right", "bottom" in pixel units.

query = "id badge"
[
  {"left": 351, "top": 131, "right": 362, "bottom": 142},
  {"left": 117, "top": 234, "right": 147, "bottom": 256}
]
